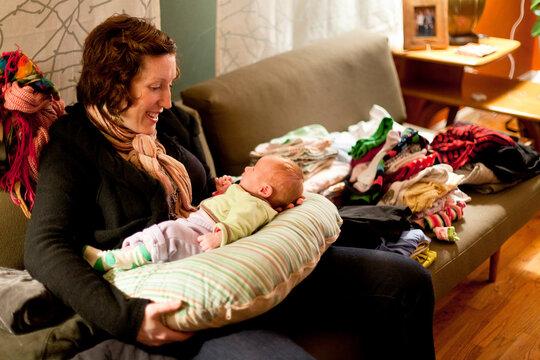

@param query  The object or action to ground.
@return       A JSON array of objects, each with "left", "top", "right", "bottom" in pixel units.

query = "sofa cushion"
[
  {"left": 103, "top": 193, "right": 341, "bottom": 331},
  {"left": 181, "top": 29, "right": 406, "bottom": 176}
]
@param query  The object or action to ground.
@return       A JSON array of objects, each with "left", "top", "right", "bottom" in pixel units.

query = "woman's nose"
[{"left": 159, "top": 88, "right": 172, "bottom": 109}]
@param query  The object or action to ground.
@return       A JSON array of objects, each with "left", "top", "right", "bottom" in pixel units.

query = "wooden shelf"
[
  {"left": 393, "top": 37, "right": 520, "bottom": 67},
  {"left": 393, "top": 36, "right": 540, "bottom": 149},
  {"left": 402, "top": 73, "right": 540, "bottom": 122}
]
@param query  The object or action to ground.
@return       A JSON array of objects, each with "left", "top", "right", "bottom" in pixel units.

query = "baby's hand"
[
  {"left": 197, "top": 231, "right": 222, "bottom": 252},
  {"left": 214, "top": 176, "right": 233, "bottom": 194}
]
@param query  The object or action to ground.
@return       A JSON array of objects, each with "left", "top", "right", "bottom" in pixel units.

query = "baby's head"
[{"left": 239, "top": 155, "right": 304, "bottom": 209}]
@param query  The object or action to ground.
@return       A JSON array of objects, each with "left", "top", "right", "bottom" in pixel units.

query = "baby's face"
[{"left": 239, "top": 157, "right": 278, "bottom": 195}]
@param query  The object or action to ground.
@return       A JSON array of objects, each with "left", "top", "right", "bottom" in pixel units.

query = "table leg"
[{"left": 517, "top": 118, "right": 540, "bottom": 151}]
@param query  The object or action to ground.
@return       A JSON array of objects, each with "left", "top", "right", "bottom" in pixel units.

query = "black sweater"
[{"left": 24, "top": 103, "right": 213, "bottom": 341}]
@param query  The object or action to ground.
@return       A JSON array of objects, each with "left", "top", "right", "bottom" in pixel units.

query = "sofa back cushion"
[{"left": 181, "top": 29, "right": 406, "bottom": 176}]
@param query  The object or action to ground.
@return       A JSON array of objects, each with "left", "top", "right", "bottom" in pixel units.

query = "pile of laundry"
[
  {"left": 248, "top": 105, "right": 540, "bottom": 268},
  {"left": 0, "top": 49, "right": 65, "bottom": 217},
  {"left": 249, "top": 124, "right": 350, "bottom": 194}
]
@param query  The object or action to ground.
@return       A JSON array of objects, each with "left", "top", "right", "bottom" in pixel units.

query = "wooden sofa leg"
[{"left": 489, "top": 249, "right": 501, "bottom": 282}]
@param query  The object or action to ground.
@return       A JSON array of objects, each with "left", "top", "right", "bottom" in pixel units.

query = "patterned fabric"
[
  {"left": 423, "top": 203, "right": 465, "bottom": 230},
  {"left": 430, "top": 123, "right": 515, "bottom": 170},
  {"left": 383, "top": 152, "right": 438, "bottom": 184},
  {"left": 104, "top": 192, "right": 342, "bottom": 331},
  {"left": 0, "top": 51, "right": 60, "bottom": 99},
  {"left": 0, "top": 50, "right": 65, "bottom": 216},
  {"left": 86, "top": 106, "right": 196, "bottom": 219}
]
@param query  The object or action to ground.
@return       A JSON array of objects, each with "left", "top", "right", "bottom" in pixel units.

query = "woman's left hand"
[
  {"left": 136, "top": 300, "right": 194, "bottom": 346},
  {"left": 275, "top": 195, "right": 305, "bottom": 212}
]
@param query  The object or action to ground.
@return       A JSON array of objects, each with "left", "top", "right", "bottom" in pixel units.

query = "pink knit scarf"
[
  {"left": 86, "top": 106, "right": 196, "bottom": 218},
  {"left": 1, "top": 81, "right": 65, "bottom": 217}
]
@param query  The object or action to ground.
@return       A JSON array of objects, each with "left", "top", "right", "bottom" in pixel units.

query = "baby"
[{"left": 84, "top": 155, "right": 304, "bottom": 270}]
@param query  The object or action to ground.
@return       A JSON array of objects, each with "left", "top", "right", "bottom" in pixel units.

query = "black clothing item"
[
  {"left": 473, "top": 142, "right": 540, "bottom": 183},
  {"left": 336, "top": 205, "right": 413, "bottom": 249},
  {"left": 24, "top": 103, "right": 213, "bottom": 341}
]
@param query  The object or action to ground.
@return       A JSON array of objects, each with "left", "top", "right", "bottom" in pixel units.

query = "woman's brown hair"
[{"left": 76, "top": 14, "right": 179, "bottom": 121}]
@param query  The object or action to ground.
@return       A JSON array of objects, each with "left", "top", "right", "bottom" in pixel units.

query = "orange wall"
[{"left": 474, "top": 0, "right": 540, "bottom": 78}]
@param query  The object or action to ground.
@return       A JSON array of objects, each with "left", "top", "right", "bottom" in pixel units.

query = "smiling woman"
[
  {"left": 25, "top": 14, "right": 202, "bottom": 349},
  {"left": 121, "top": 54, "right": 177, "bottom": 134}
]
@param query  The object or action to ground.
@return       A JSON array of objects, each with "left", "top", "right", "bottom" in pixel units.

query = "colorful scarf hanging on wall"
[{"left": 0, "top": 49, "right": 66, "bottom": 217}]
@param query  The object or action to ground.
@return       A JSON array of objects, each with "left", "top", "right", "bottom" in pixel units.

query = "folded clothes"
[{"left": 0, "top": 267, "right": 71, "bottom": 334}]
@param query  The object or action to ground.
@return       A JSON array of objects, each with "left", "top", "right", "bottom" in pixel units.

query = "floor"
[{"left": 433, "top": 210, "right": 540, "bottom": 360}]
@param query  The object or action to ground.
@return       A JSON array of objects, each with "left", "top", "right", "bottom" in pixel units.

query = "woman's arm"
[{"left": 25, "top": 124, "right": 149, "bottom": 342}]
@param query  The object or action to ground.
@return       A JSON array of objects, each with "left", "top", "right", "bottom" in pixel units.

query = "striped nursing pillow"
[{"left": 103, "top": 192, "right": 342, "bottom": 331}]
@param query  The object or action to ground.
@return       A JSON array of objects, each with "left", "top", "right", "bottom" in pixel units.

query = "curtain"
[
  {"left": 215, "top": 0, "right": 403, "bottom": 76},
  {"left": 0, "top": 0, "right": 160, "bottom": 105}
]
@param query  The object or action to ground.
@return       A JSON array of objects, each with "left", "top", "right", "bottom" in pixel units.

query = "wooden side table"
[{"left": 393, "top": 37, "right": 540, "bottom": 150}]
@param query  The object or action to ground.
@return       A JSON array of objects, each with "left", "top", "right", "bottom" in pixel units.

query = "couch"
[
  {"left": 1, "top": 28, "right": 539, "bottom": 358},
  {"left": 180, "top": 28, "right": 540, "bottom": 304}
]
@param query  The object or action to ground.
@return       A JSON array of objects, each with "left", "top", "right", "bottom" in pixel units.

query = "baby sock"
[
  {"left": 423, "top": 204, "right": 464, "bottom": 230},
  {"left": 434, "top": 226, "right": 460, "bottom": 242},
  {"left": 82, "top": 244, "right": 152, "bottom": 271}
]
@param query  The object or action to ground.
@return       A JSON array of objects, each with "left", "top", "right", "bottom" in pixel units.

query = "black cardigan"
[{"left": 24, "top": 103, "right": 213, "bottom": 341}]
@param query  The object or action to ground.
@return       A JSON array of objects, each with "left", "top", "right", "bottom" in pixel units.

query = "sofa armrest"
[{"left": 0, "top": 192, "right": 29, "bottom": 269}]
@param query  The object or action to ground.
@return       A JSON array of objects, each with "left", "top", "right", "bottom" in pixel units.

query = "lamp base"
[{"left": 449, "top": 33, "right": 479, "bottom": 46}]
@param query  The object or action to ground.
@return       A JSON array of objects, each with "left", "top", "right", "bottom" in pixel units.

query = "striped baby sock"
[
  {"left": 83, "top": 244, "right": 152, "bottom": 271},
  {"left": 423, "top": 204, "right": 465, "bottom": 230}
]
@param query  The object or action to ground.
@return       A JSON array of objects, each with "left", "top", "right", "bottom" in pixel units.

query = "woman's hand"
[
  {"left": 136, "top": 300, "right": 194, "bottom": 346},
  {"left": 275, "top": 195, "right": 306, "bottom": 212}
]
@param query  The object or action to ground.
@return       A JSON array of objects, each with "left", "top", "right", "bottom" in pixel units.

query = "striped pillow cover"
[{"left": 103, "top": 192, "right": 342, "bottom": 331}]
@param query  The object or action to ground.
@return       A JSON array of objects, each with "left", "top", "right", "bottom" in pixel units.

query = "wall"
[
  {"left": 160, "top": 0, "right": 216, "bottom": 101},
  {"left": 474, "top": 0, "right": 539, "bottom": 78},
  {"left": 160, "top": 0, "right": 540, "bottom": 103},
  {"left": 0, "top": 0, "right": 159, "bottom": 105}
]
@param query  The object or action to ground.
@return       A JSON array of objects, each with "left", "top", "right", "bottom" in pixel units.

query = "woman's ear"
[{"left": 258, "top": 184, "right": 273, "bottom": 199}]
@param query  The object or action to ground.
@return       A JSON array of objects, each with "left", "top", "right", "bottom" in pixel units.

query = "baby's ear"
[{"left": 258, "top": 184, "right": 273, "bottom": 199}]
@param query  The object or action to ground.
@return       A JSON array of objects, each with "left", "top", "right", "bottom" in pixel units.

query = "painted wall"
[
  {"left": 474, "top": 0, "right": 539, "bottom": 78},
  {"left": 160, "top": 0, "right": 216, "bottom": 101}
]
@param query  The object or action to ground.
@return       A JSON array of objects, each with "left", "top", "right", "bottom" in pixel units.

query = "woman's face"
[{"left": 121, "top": 54, "right": 176, "bottom": 135}]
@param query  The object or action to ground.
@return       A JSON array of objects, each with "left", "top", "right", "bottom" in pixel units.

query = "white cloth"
[{"left": 378, "top": 164, "right": 464, "bottom": 206}]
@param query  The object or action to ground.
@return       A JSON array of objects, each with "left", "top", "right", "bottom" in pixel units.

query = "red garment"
[
  {"left": 383, "top": 152, "right": 438, "bottom": 184},
  {"left": 430, "top": 123, "right": 514, "bottom": 170}
]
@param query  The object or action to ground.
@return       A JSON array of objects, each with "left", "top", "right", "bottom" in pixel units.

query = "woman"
[{"left": 25, "top": 14, "right": 435, "bottom": 359}]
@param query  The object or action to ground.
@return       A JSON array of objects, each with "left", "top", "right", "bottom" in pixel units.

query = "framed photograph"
[{"left": 403, "top": 0, "right": 449, "bottom": 50}]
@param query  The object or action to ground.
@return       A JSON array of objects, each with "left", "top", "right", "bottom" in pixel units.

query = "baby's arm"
[{"left": 197, "top": 231, "right": 222, "bottom": 252}]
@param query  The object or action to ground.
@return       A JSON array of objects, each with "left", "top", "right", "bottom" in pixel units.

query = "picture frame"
[{"left": 403, "top": 0, "right": 449, "bottom": 50}]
